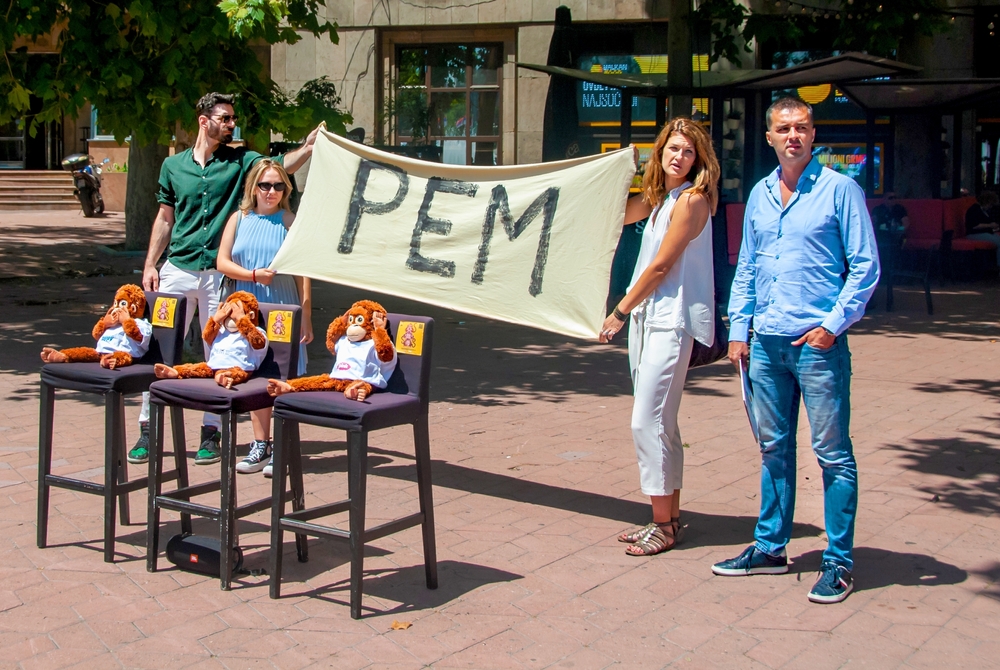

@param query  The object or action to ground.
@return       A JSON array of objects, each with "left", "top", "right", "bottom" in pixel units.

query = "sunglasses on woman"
[{"left": 257, "top": 181, "right": 287, "bottom": 192}]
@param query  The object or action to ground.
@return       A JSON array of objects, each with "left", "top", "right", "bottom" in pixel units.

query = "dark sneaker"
[
  {"left": 236, "top": 440, "right": 271, "bottom": 474},
  {"left": 712, "top": 545, "right": 788, "bottom": 576},
  {"left": 808, "top": 562, "right": 854, "bottom": 604},
  {"left": 262, "top": 455, "right": 274, "bottom": 479},
  {"left": 194, "top": 425, "right": 222, "bottom": 465},
  {"left": 127, "top": 422, "right": 150, "bottom": 464}
]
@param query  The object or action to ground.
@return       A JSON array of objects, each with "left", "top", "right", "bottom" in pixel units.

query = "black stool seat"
[
  {"left": 273, "top": 391, "right": 421, "bottom": 432},
  {"left": 37, "top": 291, "right": 189, "bottom": 563},
  {"left": 42, "top": 363, "right": 159, "bottom": 395},
  {"left": 146, "top": 304, "right": 302, "bottom": 591},
  {"left": 149, "top": 377, "right": 275, "bottom": 415},
  {"left": 268, "top": 313, "right": 437, "bottom": 619}
]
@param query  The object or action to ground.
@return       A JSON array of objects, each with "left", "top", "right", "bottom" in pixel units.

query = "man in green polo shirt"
[{"left": 130, "top": 91, "right": 318, "bottom": 466}]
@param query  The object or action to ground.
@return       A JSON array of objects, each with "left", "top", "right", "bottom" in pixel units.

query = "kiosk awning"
[
  {"left": 516, "top": 52, "right": 921, "bottom": 96},
  {"left": 838, "top": 79, "right": 1000, "bottom": 111}
]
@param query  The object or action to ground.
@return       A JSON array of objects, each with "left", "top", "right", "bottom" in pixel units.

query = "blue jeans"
[{"left": 749, "top": 334, "right": 858, "bottom": 570}]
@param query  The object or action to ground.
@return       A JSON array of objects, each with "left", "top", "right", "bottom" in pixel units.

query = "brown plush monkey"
[
  {"left": 40, "top": 284, "right": 151, "bottom": 369},
  {"left": 268, "top": 300, "right": 396, "bottom": 401},
  {"left": 154, "top": 291, "right": 268, "bottom": 389}
]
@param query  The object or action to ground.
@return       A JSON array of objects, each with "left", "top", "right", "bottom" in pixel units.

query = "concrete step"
[{"left": 0, "top": 201, "right": 82, "bottom": 211}]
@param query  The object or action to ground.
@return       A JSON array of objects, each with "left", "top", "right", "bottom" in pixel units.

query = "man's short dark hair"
[
  {"left": 196, "top": 92, "right": 235, "bottom": 118},
  {"left": 766, "top": 97, "right": 813, "bottom": 129}
]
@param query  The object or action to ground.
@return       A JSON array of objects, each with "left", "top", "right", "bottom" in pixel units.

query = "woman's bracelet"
[
  {"left": 612, "top": 306, "right": 629, "bottom": 321},
  {"left": 252, "top": 269, "right": 257, "bottom": 283}
]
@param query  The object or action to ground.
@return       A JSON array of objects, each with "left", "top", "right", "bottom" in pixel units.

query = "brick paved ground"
[{"left": 0, "top": 211, "right": 998, "bottom": 668}]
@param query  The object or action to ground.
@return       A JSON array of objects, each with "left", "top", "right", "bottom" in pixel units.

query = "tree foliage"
[
  {"left": 694, "top": 0, "right": 951, "bottom": 66},
  {"left": 1, "top": 0, "right": 351, "bottom": 149}
]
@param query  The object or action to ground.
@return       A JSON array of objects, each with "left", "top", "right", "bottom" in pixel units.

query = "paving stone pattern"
[{"left": 0, "top": 212, "right": 998, "bottom": 668}]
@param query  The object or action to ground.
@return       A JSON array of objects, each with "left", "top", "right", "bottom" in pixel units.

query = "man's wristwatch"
[{"left": 821, "top": 327, "right": 835, "bottom": 337}]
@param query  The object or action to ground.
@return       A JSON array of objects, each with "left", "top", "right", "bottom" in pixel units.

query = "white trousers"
[
  {"left": 139, "top": 261, "right": 223, "bottom": 429},
  {"left": 628, "top": 320, "right": 693, "bottom": 497}
]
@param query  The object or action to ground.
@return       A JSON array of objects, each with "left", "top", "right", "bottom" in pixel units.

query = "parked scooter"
[{"left": 61, "top": 153, "right": 108, "bottom": 217}]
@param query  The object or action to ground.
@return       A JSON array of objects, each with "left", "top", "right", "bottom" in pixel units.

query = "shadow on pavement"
[
  {"left": 969, "top": 561, "right": 1000, "bottom": 601},
  {"left": 791, "top": 547, "right": 967, "bottom": 593},
  {"left": 885, "top": 425, "right": 1000, "bottom": 516},
  {"left": 273, "top": 559, "right": 523, "bottom": 618}
]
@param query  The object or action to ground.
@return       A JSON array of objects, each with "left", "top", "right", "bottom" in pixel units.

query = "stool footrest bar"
[
  {"left": 169, "top": 480, "right": 222, "bottom": 500},
  {"left": 283, "top": 500, "right": 351, "bottom": 522},
  {"left": 155, "top": 496, "right": 220, "bottom": 520},
  {"left": 364, "top": 513, "right": 424, "bottom": 543},
  {"left": 45, "top": 475, "right": 104, "bottom": 495},
  {"left": 280, "top": 518, "right": 350, "bottom": 540}
]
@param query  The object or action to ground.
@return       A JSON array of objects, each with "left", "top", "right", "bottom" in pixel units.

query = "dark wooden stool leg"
[
  {"left": 169, "top": 407, "right": 192, "bottom": 535},
  {"left": 116, "top": 393, "right": 131, "bottom": 527},
  {"left": 146, "top": 403, "right": 166, "bottom": 572},
  {"left": 269, "top": 417, "right": 287, "bottom": 599},
  {"left": 347, "top": 429, "right": 368, "bottom": 619},
  {"left": 103, "top": 391, "right": 122, "bottom": 562},
  {"left": 413, "top": 417, "right": 438, "bottom": 589},
  {"left": 288, "top": 421, "right": 308, "bottom": 563},
  {"left": 219, "top": 411, "right": 238, "bottom": 591},
  {"left": 36, "top": 381, "right": 55, "bottom": 549}
]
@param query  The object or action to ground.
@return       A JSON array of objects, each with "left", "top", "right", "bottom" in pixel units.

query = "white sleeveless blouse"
[{"left": 627, "top": 182, "right": 715, "bottom": 346}]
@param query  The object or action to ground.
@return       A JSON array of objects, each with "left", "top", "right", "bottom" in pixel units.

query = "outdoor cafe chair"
[
  {"left": 145, "top": 303, "right": 301, "bottom": 590},
  {"left": 267, "top": 313, "right": 438, "bottom": 619},
  {"left": 37, "top": 292, "right": 189, "bottom": 562}
]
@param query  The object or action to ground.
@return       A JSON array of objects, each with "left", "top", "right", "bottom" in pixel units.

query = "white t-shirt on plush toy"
[
  {"left": 95, "top": 320, "right": 153, "bottom": 358},
  {"left": 330, "top": 338, "right": 397, "bottom": 388},
  {"left": 207, "top": 328, "right": 269, "bottom": 372}
]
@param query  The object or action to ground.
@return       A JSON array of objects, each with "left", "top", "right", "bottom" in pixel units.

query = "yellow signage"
[
  {"left": 267, "top": 310, "right": 294, "bottom": 343},
  {"left": 151, "top": 297, "right": 177, "bottom": 328},
  {"left": 395, "top": 321, "right": 424, "bottom": 356}
]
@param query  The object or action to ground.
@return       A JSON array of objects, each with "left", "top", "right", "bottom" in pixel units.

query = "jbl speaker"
[{"left": 165, "top": 533, "right": 243, "bottom": 577}]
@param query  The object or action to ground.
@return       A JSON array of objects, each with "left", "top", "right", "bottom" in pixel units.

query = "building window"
[{"left": 395, "top": 44, "right": 502, "bottom": 165}]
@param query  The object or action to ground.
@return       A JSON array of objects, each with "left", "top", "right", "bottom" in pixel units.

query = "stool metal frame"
[
  {"left": 268, "top": 314, "right": 437, "bottom": 619},
  {"left": 145, "top": 303, "right": 300, "bottom": 590},
  {"left": 37, "top": 292, "right": 190, "bottom": 562}
]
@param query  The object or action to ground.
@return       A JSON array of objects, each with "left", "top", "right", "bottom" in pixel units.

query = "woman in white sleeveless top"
[{"left": 600, "top": 118, "right": 720, "bottom": 556}]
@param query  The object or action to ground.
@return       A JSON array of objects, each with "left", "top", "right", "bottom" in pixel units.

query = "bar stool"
[
  {"left": 145, "top": 303, "right": 301, "bottom": 590},
  {"left": 37, "top": 292, "right": 189, "bottom": 562},
  {"left": 268, "top": 313, "right": 437, "bottom": 619}
]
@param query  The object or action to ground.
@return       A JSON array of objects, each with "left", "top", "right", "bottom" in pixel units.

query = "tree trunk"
[
  {"left": 668, "top": 0, "right": 693, "bottom": 121},
  {"left": 124, "top": 140, "right": 170, "bottom": 251}
]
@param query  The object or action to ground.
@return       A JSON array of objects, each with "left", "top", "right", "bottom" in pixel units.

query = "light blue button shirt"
[{"left": 729, "top": 157, "right": 880, "bottom": 342}]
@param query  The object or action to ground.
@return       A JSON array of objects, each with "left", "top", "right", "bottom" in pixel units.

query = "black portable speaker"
[{"left": 165, "top": 533, "right": 243, "bottom": 577}]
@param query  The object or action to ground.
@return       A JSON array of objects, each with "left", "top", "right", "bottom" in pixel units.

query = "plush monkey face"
[
  {"left": 345, "top": 300, "right": 386, "bottom": 343},
  {"left": 220, "top": 291, "right": 259, "bottom": 333},
  {"left": 114, "top": 284, "right": 146, "bottom": 318}
]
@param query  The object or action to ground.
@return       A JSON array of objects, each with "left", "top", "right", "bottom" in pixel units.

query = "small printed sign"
[
  {"left": 267, "top": 310, "right": 293, "bottom": 343},
  {"left": 394, "top": 321, "right": 424, "bottom": 356},
  {"left": 151, "top": 297, "right": 177, "bottom": 328}
]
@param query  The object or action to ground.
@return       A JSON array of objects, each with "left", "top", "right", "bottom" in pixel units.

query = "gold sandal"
[{"left": 624, "top": 522, "right": 676, "bottom": 556}]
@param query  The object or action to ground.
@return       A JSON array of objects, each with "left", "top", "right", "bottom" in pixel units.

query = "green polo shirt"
[{"left": 157, "top": 145, "right": 283, "bottom": 271}]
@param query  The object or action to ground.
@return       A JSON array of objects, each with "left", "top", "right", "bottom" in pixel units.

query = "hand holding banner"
[{"left": 270, "top": 127, "right": 636, "bottom": 339}]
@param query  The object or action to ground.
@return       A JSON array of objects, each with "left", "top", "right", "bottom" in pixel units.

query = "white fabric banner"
[{"left": 270, "top": 128, "right": 636, "bottom": 339}]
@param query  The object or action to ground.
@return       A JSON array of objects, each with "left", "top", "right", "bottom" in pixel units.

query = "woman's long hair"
[
  {"left": 240, "top": 159, "right": 293, "bottom": 214},
  {"left": 641, "top": 118, "right": 720, "bottom": 214}
]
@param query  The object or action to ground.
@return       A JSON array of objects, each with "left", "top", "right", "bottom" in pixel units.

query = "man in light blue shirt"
[{"left": 712, "top": 97, "right": 880, "bottom": 604}]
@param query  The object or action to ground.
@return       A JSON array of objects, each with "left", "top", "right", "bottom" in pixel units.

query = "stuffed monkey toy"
[
  {"left": 40, "top": 284, "right": 151, "bottom": 369},
  {"left": 154, "top": 291, "right": 268, "bottom": 389},
  {"left": 268, "top": 300, "right": 396, "bottom": 401}
]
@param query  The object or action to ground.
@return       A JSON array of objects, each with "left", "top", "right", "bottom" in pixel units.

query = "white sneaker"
[
  {"left": 262, "top": 455, "right": 274, "bottom": 479},
  {"left": 236, "top": 440, "right": 271, "bottom": 474}
]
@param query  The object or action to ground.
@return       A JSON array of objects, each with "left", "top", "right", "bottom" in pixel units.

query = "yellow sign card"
[
  {"left": 267, "top": 310, "right": 294, "bottom": 343},
  {"left": 394, "top": 321, "right": 424, "bottom": 356},
  {"left": 151, "top": 297, "right": 177, "bottom": 328}
]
